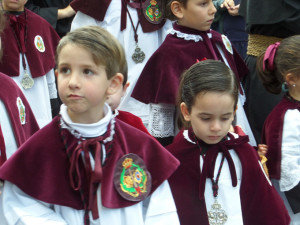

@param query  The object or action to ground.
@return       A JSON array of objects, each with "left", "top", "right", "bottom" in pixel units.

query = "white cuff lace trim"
[
  {"left": 148, "top": 103, "right": 175, "bottom": 138},
  {"left": 168, "top": 28, "right": 212, "bottom": 42}
]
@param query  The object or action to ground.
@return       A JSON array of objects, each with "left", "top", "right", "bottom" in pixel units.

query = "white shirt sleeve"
[
  {"left": 144, "top": 180, "right": 180, "bottom": 225},
  {"left": 0, "top": 181, "right": 67, "bottom": 225},
  {"left": 279, "top": 109, "right": 300, "bottom": 192}
]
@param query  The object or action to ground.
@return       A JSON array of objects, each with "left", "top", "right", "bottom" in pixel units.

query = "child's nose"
[
  {"left": 68, "top": 73, "right": 81, "bottom": 88},
  {"left": 210, "top": 120, "right": 221, "bottom": 131},
  {"left": 210, "top": 2, "right": 217, "bottom": 15}
]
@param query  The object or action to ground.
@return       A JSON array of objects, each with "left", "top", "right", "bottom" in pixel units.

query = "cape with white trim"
[{"left": 131, "top": 23, "right": 248, "bottom": 105}]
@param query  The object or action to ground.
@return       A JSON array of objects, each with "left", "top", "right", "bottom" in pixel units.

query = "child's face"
[
  {"left": 2, "top": 0, "right": 27, "bottom": 11},
  {"left": 177, "top": 0, "right": 216, "bottom": 31},
  {"left": 56, "top": 43, "right": 116, "bottom": 124},
  {"left": 181, "top": 92, "right": 235, "bottom": 144}
]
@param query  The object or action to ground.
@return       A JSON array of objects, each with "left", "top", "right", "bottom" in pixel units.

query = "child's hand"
[
  {"left": 227, "top": 4, "right": 240, "bottom": 16},
  {"left": 221, "top": 0, "right": 235, "bottom": 10},
  {"left": 258, "top": 144, "right": 268, "bottom": 157}
]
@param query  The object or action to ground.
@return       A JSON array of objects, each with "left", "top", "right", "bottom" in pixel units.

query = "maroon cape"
[
  {"left": 0, "top": 72, "right": 39, "bottom": 166},
  {"left": 166, "top": 128, "right": 290, "bottom": 225},
  {"left": 0, "top": 9, "right": 60, "bottom": 78},
  {"left": 131, "top": 23, "right": 248, "bottom": 105},
  {"left": 0, "top": 116, "right": 179, "bottom": 211},
  {"left": 71, "top": 0, "right": 166, "bottom": 33},
  {"left": 261, "top": 95, "right": 300, "bottom": 180},
  {"left": 116, "top": 110, "right": 151, "bottom": 135}
]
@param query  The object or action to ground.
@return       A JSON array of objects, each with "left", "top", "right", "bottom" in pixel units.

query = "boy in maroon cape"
[
  {"left": 166, "top": 60, "right": 290, "bottom": 225},
  {"left": 0, "top": 10, "right": 39, "bottom": 167},
  {"left": 258, "top": 36, "right": 300, "bottom": 224},
  {"left": 131, "top": 0, "right": 255, "bottom": 146},
  {"left": 0, "top": 0, "right": 60, "bottom": 127},
  {"left": 0, "top": 26, "right": 180, "bottom": 225}
]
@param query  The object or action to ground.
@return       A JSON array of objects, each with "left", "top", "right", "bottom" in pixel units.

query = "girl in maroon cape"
[
  {"left": 258, "top": 35, "right": 300, "bottom": 224},
  {"left": 166, "top": 60, "right": 290, "bottom": 225}
]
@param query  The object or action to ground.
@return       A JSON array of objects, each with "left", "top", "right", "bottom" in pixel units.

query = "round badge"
[
  {"left": 34, "top": 35, "right": 45, "bottom": 52},
  {"left": 114, "top": 153, "right": 152, "bottom": 201},
  {"left": 221, "top": 34, "right": 233, "bottom": 54}
]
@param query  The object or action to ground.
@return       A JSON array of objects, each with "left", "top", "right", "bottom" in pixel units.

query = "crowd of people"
[{"left": 0, "top": 0, "right": 299, "bottom": 224}]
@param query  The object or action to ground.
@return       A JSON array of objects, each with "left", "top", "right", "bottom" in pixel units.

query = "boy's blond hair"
[{"left": 56, "top": 26, "right": 128, "bottom": 85}]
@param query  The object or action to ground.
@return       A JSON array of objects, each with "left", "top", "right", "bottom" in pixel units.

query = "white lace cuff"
[{"left": 148, "top": 103, "right": 175, "bottom": 138}]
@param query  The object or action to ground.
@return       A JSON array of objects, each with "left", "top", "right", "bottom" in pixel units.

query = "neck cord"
[
  {"left": 8, "top": 10, "right": 28, "bottom": 73},
  {"left": 193, "top": 131, "right": 226, "bottom": 198}
]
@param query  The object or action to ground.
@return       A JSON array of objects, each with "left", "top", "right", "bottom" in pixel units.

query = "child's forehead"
[{"left": 195, "top": 91, "right": 235, "bottom": 103}]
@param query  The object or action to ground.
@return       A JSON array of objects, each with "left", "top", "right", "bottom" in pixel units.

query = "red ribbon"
[
  {"left": 263, "top": 42, "right": 280, "bottom": 72},
  {"left": 68, "top": 126, "right": 111, "bottom": 220}
]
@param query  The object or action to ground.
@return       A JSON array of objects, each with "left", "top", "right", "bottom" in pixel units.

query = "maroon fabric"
[
  {"left": 0, "top": 116, "right": 179, "bottom": 212},
  {"left": 0, "top": 9, "right": 60, "bottom": 78},
  {"left": 70, "top": 0, "right": 166, "bottom": 33},
  {"left": 167, "top": 128, "right": 290, "bottom": 225},
  {"left": 131, "top": 23, "right": 248, "bottom": 104},
  {"left": 116, "top": 110, "right": 151, "bottom": 135},
  {"left": 0, "top": 72, "right": 39, "bottom": 166},
  {"left": 261, "top": 95, "right": 300, "bottom": 179}
]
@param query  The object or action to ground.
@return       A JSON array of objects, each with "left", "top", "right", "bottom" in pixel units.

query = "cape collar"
[{"left": 169, "top": 23, "right": 212, "bottom": 42}]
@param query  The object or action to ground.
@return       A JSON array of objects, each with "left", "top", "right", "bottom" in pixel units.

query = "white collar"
[
  {"left": 59, "top": 103, "right": 113, "bottom": 138},
  {"left": 168, "top": 28, "right": 212, "bottom": 42}
]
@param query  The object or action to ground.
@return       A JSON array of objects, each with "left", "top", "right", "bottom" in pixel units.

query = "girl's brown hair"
[
  {"left": 178, "top": 60, "right": 238, "bottom": 128},
  {"left": 257, "top": 35, "right": 300, "bottom": 94}
]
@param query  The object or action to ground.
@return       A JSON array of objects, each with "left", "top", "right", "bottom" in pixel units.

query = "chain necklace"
[{"left": 122, "top": 0, "right": 145, "bottom": 64}]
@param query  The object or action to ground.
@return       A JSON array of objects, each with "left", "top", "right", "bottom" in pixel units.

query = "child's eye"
[
  {"left": 59, "top": 67, "right": 71, "bottom": 75},
  {"left": 201, "top": 117, "right": 211, "bottom": 121},
  {"left": 83, "top": 69, "right": 94, "bottom": 76},
  {"left": 199, "top": 1, "right": 208, "bottom": 6},
  {"left": 221, "top": 117, "right": 231, "bottom": 121}
]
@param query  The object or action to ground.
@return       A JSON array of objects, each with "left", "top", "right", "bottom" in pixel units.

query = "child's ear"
[
  {"left": 55, "top": 69, "right": 58, "bottom": 77},
  {"left": 121, "top": 82, "right": 130, "bottom": 97},
  {"left": 171, "top": 1, "right": 184, "bottom": 19},
  {"left": 285, "top": 72, "right": 297, "bottom": 86},
  {"left": 107, "top": 73, "right": 123, "bottom": 95},
  {"left": 180, "top": 102, "right": 191, "bottom": 122}
]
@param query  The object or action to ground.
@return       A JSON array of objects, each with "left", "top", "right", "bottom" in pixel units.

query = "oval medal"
[{"left": 143, "top": 0, "right": 163, "bottom": 24}]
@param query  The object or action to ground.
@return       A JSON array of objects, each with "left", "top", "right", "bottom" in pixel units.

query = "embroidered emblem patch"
[
  {"left": 16, "top": 97, "right": 26, "bottom": 125},
  {"left": 34, "top": 35, "right": 45, "bottom": 52},
  {"left": 114, "top": 153, "right": 152, "bottom": 201},
  {"left": 221, "top": 34, "right": 233, "bottom": 54},
  {"left": 143, "top": 0, "right": 163, "bottom": 24}
]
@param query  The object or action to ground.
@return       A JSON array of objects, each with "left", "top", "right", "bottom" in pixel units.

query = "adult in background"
[
  {"left": 239, "top": 0, "right": 300, "bottom": 143},
  {"left": 25, "top": 0, "right": 75, "bottom": 37}
]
